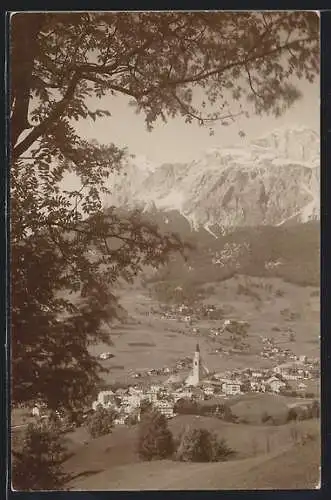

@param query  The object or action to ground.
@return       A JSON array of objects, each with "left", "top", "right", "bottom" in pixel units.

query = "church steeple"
[
  {"left": 185, "top": 343, "right": 208, "bottom": 387},
  {"left": 192, "top": 343, "right": 201, "bottom": 386}
]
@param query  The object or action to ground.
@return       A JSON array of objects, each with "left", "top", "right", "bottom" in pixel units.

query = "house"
[
  {"left": 222, "top": 380, "right": 242, "bottom": 396},
  {"left": 114, "top": 413, "right": 127, "bottom": 425},
  {"left": 154, "top": 400, "right": 175, "bottom": 418},
  {"left": 116, "top": 388, "right": 128, "bottom": 397},
  {"left": 250, "top": 380, "right": 266, "bottom": 393},
  {"left": 174, "top": 389, "right": 192, "bottom": 401},
  {"left": 146, "top": 385, "right": 161, "bottom": 403},
  {"left": 265, "top": 377, "right": 286, "bottom": 393},
  {"left": 92, "top": 390, "right": 116, "bottom": 410},
  {"left": 273, "top": 362, "right": 301, "bottom": 380},
  {"left": 122, "top": 393, "right": 142, "bottom": 408},
  {"left": 128, "top": 386, "right": 143, "bottom": 397},
  {"left": 99, "top": 352, "right": 114, "bottom": 360},
  {"left": 32, "top": 405, "right": 40, "bottom": 417},
  {"left": 202, "top": 385, "right": 215, "bottom": 396}
]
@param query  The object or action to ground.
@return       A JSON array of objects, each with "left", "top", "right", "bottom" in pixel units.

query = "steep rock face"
[{"left": 106, "top": 127, "right": 320, "bottom": 230}]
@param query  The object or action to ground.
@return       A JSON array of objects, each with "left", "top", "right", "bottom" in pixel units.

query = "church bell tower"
[
  {"left": 192, "top": 343, "right": 201, "bottom": 386},
  {"left": 185, "top": 342, "right": 209, "bottom": 387}
]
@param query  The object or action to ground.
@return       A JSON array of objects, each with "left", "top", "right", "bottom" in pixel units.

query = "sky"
[{"left": 74, "top": 76, "right": 319, "bottom": 166}]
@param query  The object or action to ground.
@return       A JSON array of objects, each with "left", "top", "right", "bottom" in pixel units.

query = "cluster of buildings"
[
  {"left": 211, "top": 242, "right": 250, "bottom": 268},
  {"left": 92, "top": 384, "right": 175, "bottom": 424},
  {"left": 91, "top": 344, "right": 319, "bottom": 426},
  {"left": 211, "top": 356, "right": 319, "bottom": 396},
  {"left": 260, "top": 336, "right": 297, "bottom": 362},
  {"left": 158, "top": 302, "right": 224, "bottom": 325},
  {"left": 128, "top": 355, "right": 193, "bottom": 380}
]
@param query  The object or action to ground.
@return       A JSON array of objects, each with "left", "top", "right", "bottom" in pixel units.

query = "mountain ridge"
[{"left": 105, "top": 126, "right": 320, "bottom": 232}]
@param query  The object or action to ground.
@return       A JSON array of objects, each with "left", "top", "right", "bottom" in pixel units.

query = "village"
[
  {"left": 29, "top": 295, "right": 320, "bottom": 430},
  {"left": 91, "top": 342, "right": 319, "bottom": 426}
]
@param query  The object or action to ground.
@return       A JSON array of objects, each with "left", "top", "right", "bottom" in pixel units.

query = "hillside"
[
  {"left": 66, "top": 418, "right": 320, "bottom": 490},
  {"left": 105, "top": 126, "right": 319, "bottom": 231},
  {"left": 145, "top": 220, "right": 320, "bottom": 287}
]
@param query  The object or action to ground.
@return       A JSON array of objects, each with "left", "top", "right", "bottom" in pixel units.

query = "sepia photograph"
[{"left": 10, "top": 10, "right": 320, "bottom": 491}]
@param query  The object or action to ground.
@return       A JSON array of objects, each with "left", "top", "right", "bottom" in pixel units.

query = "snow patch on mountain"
[{"left": 105, "top": 126, "right": 320, "bottom": 230}]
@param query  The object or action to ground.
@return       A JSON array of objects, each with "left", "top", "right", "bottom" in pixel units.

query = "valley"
[{"left": 91, "top": 274, "right": 320, "bottom": 386}]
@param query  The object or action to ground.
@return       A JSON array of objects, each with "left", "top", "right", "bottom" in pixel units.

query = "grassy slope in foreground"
[
  {"left": 66, "top": 417, "right": 320, "bottom": 490},
  {"left": 68, "top": 437, "right": 320, "bottom": 490}
]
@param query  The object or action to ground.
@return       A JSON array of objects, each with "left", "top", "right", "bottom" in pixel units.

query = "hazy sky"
[{"left": 74, "top": 76, "right": 319, "bottom": 165}]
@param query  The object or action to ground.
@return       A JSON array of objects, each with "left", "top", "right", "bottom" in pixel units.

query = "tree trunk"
[{"left": 10, "top": 13, "right": 44, "bottom": 148}]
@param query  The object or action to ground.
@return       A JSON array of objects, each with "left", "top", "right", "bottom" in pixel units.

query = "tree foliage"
[
  {"left": 11, "top": 11, "right": 319, "bottom": 157},
  {"left": 12, "top": 422, "right": 69, "bottom": 491},
  {"left": 175, "top": 427, "right": 234, "bottom": 462},
  {"left": 86, "top": 405, "right": 117, "bottom": 438},
  {"left": 10, "top": 12, "right": 319, "bottom": 412},
  {"left": 137, "top": 409, "right": 174, "bottom": 460}
]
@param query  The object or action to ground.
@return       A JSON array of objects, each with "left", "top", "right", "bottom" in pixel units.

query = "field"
[
  {"left": 67, "top": 441, "right": 320, "bottom": 490},
  {"left": 226, "top": 392, "right": 315, "bottom": 423},
  {"left": 65, "top": 417, "right": 320, "bottom": 490},
  {"left": 89, "top": 274, "right": 320, "bottom": 385}
]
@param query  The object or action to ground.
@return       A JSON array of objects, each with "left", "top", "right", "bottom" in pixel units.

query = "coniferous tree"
[
  {"left": 137, "top": 409, "right": 174, "bottom": 460},
  {"left": 175, "top": 427, "right": 233, "bottom": 462},
  {"left": 86, "top": 405, "right": 117, "bottom": 438},
  {"left": 12, "top": 423, "right": 69, "bottom": 491}
]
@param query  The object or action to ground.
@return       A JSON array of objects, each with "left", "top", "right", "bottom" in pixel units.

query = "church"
[
  {"left": 165, "top": 343, "right": 210, "bottom": 387},
  {"left": 184, "top": 343, "right": 209, "bottom": 387}
]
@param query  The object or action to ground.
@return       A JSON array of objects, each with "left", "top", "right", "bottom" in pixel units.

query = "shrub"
[
  {"left": 310, "top": 399, "right": 320, "bottom": 418},
  {"left": 219, "top": 404, "right": 237, "bottom": 422},
  {"left": 287, "top": 407, "right": 298, "bottom": 422},
  {"left": 174, "top": 398, "right": 199, "bottom": 415},
  {"left": 175, "top": 427, "right": 234, "bottom": 462},
  {"left": 296, "top": 407, "right": 309, "bottom": 421},
  {"left": 125, "top": 413, "right": 139, "bottom": 426},
  {"left": 86, "top": 405, "right": 117, "bottom": 439},
  {"left": 137, "top": 409, "right": 174, "bottom": 460},
  {"left": 140, "top": 399, "right": 154, "bottom": 416},
  {"left": 12, "top": 422, "right": 69, "bottom": 490}
]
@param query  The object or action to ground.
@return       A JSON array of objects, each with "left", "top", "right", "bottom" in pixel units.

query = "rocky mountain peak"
[{"left": 105, "top": 126, "right": 320, "bottom": 231}]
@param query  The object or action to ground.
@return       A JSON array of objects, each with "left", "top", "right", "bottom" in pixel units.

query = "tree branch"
[
  {"left": 12, "top": 72, "right": 81, "bottom": 162},
  {"left": 171, "top": 91, "right": 244, "bottom": 124},
  {"left": 245, "top": 64, "right": 264, "bottom": 100},
  {"left": 82, "top": 74, "right": 139, "bottom": 99},
  {"left": 164, "top": 36, "right": 316, "bottom": 88}
]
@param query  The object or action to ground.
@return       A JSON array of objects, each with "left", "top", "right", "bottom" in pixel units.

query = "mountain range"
[{"left": 105, "top": 126, "right": 320, "bottom": 234}]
